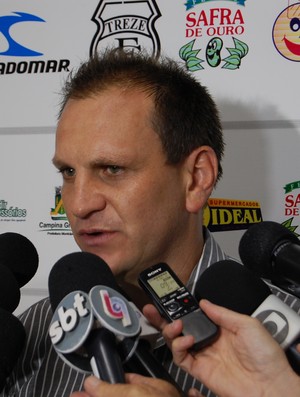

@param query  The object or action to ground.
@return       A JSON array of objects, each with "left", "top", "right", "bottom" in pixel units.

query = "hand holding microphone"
[
  {"left": 146, "top": 299, "right": 300, "bottom": 397},
  {"left": 48, "top": 251, "right": 135, "bottom": 383},
  {"left": 48, "top": 252, "right": 186, "bottom": 395},
  {"left": 143, "top": 259, "right": 300, "bottom": 397},
  {"left": 70, "top": 374, "right": 184, "bottom": 397}
]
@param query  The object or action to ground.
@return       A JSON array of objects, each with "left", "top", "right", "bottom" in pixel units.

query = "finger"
[
  {"left": 171, "top": 334, "right": 195, "bottom": 366},
  {"left": 188, "top": 387, "right": 205, "bottom": 397},
  {"left": 83, "top": 377, "right": 132, "bottom": 397},
  {"left": 199, "top": 299, "right": 250, "bottom": 331},
  {"left": 126, "top": 372, "right": 152, "bottom": 385},
  {"left": 162, "top": 319, "right": 183, "bottom": 341},
  {"left": 83, "top": 376, "right": 106, "bottom": 396},
  {"left": 126, "top": 372, "right": 181, "bottom": 396},
  {"left": 143, "top": 303, "right": 168, "bottom": 330}
]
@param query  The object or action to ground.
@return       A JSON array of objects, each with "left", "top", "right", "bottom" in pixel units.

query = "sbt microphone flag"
[{"left": 49, "top": 286, "right": 141, "bottom": 355}]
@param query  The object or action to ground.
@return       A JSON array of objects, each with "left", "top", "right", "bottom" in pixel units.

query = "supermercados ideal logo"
[
  {"left": 38, "top": 187, "right": 72, "bottom": 236},
  {"left": 181, "top": 1, "right": 249, "bottom": 71},
  {"left": 90, "top": 0, "right": 161, "bottom": 58},
  {"left": 273, "top": 1, "right": 300, "bottom": 62},
  {"left": 203, "top": 198, "right": 262, "bottom": 232}
]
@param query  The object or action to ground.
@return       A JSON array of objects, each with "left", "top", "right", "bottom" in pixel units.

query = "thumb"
[{"left": 188, "top": 387, "right": 205, "bottom": 397}]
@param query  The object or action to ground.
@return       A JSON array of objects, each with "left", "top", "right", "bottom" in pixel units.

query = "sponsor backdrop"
[{"left": 0, "top": 0, "right": 299, "bottom": 314}]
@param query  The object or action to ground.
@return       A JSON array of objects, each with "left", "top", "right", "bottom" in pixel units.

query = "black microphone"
[
  {"left": 0, "top": 307, "right": 26, "bottom": 391},
  {"left": 0, "top": 233, "right": 37, "bottom": 391},
  {"left": 195, "top": 259, "right": 300, "bottom": 374},
  {"left": 48, "top": 252, "right": 126, "bottom": 383},
  {"left": 48, "top": 252, "right": 186, "bottom": 396},
  {"left": 0, "top": 263, "right": 20, "bottom": 313},
  {"left": 238, "top": 221, "right": 300, "bottom": 296},
  {"left": 0, "top": 232, "right": 39, "bottom": 288}
]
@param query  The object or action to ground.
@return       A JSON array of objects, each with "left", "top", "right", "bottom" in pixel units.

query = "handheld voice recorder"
[{"left": 138, "top": 263, "right": 219, "bottom": 351}]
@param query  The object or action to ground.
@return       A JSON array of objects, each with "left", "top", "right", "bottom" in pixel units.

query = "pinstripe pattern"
[
  {"left": 1, "top": 228, "right": 300, "bottom": 396},
  {"left": 153, "top": 229, "right": 300, "bottom": 397},
  {"left": 1, "top": 297, "right": 86, "bottom": 396},
  {"left": 153, "top": 228, "right": 230, "bottom": 397}
]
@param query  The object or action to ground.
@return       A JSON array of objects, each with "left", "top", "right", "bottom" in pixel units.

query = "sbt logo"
[{"left": 49, "top": 291, "right": 93, "bottom": 353}]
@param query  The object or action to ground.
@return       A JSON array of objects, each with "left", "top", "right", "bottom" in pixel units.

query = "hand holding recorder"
[
  {"left": 144, "top": 299, "right": 300, "bottom": 397},
  {"left": 138, "top": 263, "right": 218, "bottom": 351}
]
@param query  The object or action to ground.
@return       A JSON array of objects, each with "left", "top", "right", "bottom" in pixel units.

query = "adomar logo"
[
  {"left": 0, "top": 11, "right": 71, "bottom": 75},
  {"left": 0, "top": 12, "right": 44, "bottom": 57},
  {"left": 90, "top": 0, "right": 161, "bottom": 58}
]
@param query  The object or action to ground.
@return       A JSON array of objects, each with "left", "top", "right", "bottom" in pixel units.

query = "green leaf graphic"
[
  {"left": 232, "top": 38, "right": 249, "bottom": 58},
  {"left": 179, "top": 40, "right": 196, "bottom": 60},
  {"left": 179, "top": 40, "right": 204, "bottom": 71}
]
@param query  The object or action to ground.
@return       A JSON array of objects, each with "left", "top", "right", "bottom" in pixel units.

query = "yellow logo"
[{"left": 204, "top": 198, "right": 262, "bottom": 231}]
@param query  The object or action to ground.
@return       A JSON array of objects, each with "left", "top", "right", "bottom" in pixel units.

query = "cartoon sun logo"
[{"left": 273, "top": 2, "right": 300, "bottom": 61}]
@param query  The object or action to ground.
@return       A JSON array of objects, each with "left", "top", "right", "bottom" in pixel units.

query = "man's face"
[{"left": 54, "top": 87, "right": 190, "bottom": 284}]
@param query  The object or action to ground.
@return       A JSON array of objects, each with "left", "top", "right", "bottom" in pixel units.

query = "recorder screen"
[{"left": 148, "top": 271, "right": 180, "bottom": 298}]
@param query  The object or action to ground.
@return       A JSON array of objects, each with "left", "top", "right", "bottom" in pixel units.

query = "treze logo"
[{"left": 90, "top": 0, "right": 161, "bottom": 58}]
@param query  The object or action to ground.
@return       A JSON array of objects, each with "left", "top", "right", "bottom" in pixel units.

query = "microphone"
[
  {"left": 0, "top": 307, "right": 26, "bottom": 391},
  {"left": 0, "top": 232, "right": 39, "bottom": 288},
  {"left": 0, "top": 263, "right": 20, "bottom": 313},
  {"left": 48, "top": 252, "right": 186, "bottom": 396},
  {"left": 0, "top": 233, "right": 37, "bottom": 390},
  {"left": 238, "top": 221, "right": 300, "bottom": 296},
  {"left": 195, "top": 259, "right": 300, "bottom": 373},
  {"left": 48, "top": 252, "right": 128, "bottom": 383}
]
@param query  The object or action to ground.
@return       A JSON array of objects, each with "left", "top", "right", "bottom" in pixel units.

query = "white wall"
[{"left": 0, "top": 0, "right": 299, "bottom": 315}]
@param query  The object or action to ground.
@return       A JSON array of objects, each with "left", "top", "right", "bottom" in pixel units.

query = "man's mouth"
[{"left": 77, "top": 229, "right": 117, "bottom": 246}]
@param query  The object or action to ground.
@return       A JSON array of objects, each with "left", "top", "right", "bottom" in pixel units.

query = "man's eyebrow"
[{"left": 52, "top": 156, "right": 65, "bottom": 168}]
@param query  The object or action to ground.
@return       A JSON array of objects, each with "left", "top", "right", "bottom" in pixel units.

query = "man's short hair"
[{"left": 59, "top": 48, "right": 224, "bottom": 181}]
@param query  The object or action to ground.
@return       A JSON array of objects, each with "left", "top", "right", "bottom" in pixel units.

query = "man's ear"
[{"left": 185, "top": 146, "right": 218, "bottom": 213}]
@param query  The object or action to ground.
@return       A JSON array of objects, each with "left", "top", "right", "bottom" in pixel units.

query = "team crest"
[{"left": 90, "top": 0, "right": 161, "bottom": 58}]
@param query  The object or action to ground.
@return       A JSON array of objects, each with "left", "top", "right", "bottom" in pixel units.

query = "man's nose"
[{"left": 70, "top": 176, "right": 106, "bottom": 219}]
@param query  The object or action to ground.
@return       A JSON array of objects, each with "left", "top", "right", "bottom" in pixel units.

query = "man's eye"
[
  {"left": 60, "top": 168, "right": 76, "bottom": 178},
  {"left": 106, "top": 165, "right": 123, "bottom": 175}
]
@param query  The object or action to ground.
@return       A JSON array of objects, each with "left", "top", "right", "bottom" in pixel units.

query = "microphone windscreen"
[
  {"left": 195, "top": 260, "right": 271, "bottom": 314},
  {"left": 48, "top": 251, "right": 118, "bottom": 311},
  {"left": 238, "top": 221, "right": 300, "bottom": 278},
  {"left": 0, "top": 308, "right": 26, "bottom": 390},
  {"left": 0, "top": 232, "right": 39, "bottom": 288},
  {"left": 0, "top": 263, "right": 20, "bottom": 313}
]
